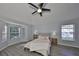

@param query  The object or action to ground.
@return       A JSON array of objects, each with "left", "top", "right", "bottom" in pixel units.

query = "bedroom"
[{"left": 0, "top": 3, "right": 79, "bottom": 56}]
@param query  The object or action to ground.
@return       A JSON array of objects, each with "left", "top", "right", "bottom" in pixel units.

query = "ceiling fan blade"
[
  {"left": 28, "top": 3, "right": 38, "bottom": 9},
  {"left": 42, "top": 8, "right": 51, "bottom": 11},
  {"left": 43, "top": 3, "right": 47, "bottom": 7},
  {"left": 39, "top": 12, "right": 42, "bottom": 16},
  {"left": 32, "top": 11, "right": 37, "bottom": 14},
  {"left": 39, "top": 3, "right": 44, "bottom": 8}
]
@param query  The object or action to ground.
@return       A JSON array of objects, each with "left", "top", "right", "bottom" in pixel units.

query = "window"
[
  {"left": 9, "top": 24, "right": 25, "bottom": 40},
  {"left": 1, "top": 21, "right": 25, "bottom": 41},
  {"left": 10, "top": 26, "right": 20, "bottom": 39},
  {"left": 61, "top": 24, "right": 75, "bottom": 41}
]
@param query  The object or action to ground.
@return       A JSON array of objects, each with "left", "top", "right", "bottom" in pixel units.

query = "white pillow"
[
  {"left": 38, "top": 35, "right": 49, "bottom": 40},
  {"left": 38, "top": 35, "right": 44, "bottom": 39}
]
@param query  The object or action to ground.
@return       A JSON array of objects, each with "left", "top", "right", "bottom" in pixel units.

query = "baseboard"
[{"left": 58, "top": 43, "right": 79, "bottom": 48}]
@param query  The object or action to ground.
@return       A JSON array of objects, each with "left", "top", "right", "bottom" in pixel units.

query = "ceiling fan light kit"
[
  {"left": 28, "top": 3, "right": 51, "bottom": 16},
  {"left": 37, "top": 9, "right": 42, "bottom": 13}
]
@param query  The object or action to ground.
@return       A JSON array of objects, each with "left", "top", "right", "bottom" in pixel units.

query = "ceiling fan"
[{"left": 28, "top": 3, "right": 51, "bottom": 16}]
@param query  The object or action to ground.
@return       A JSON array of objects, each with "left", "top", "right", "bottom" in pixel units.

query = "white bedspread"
[{"left": 24, "top": 36, "right": 51, "bottom": 56}]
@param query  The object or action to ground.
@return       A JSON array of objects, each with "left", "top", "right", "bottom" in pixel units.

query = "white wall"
[{"left": 34, "top": 23, "right": 58, "bottom": 33}]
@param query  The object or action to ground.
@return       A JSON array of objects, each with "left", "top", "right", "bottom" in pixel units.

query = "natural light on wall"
[{"left": 61, "top": 24, "right": 75, "bottom": 41}]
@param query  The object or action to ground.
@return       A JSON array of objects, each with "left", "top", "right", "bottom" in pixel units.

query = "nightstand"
[{"left": 33, "top": 34, "right": 38, "bottom": 39}]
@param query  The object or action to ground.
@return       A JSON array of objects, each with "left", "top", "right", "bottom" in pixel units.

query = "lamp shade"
[
  {"left": 51, "top": 31, "right": 57, "bottom": 38},
  {"left": 33, "top": 30, "right": 38, "bottom": 35}
]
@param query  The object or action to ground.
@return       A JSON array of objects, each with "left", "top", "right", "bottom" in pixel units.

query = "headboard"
[
  {"left": 38, "top": 33, "right": 50, "bottom": 36},
  {"left": 33, "top": 33, "right": 51, "bottom": 39}
]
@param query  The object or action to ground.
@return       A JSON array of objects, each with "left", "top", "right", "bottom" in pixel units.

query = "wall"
[
  {"left": 0, "top": 17, "right": 34, "bottom": 51},
  {"left": 58, "top": 18, "right": 79, "bottom": 48},
  {"left": 34, "top": 23, "right": 58, "bottom": 33},
  {"left": 27, "top": 25, "right": 34, "bottom": 40}
]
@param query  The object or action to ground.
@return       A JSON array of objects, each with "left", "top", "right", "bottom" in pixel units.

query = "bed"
[{"left": 24, "top": 34, "right": 51, "bottom": 56}]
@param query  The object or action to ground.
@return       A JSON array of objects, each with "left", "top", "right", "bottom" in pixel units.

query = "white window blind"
[{"left": 61, "top": 24, "right": 75, "bottom": 41}]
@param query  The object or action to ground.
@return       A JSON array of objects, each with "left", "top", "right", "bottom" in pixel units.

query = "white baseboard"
[{"left": 58, "top": 43, "right": 79, "bottom": 48}]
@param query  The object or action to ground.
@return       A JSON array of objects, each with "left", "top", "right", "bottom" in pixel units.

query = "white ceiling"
[{"left": 0, "top": 3, "right": 79, "bottom": 25}]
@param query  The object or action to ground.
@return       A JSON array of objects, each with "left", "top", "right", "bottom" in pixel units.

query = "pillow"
[
  {"left": 38, "top": 35, "right": 45, "bottom": 39},
  {"left": 38, "top": 35, "right": 49, "bottom": 40}
]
